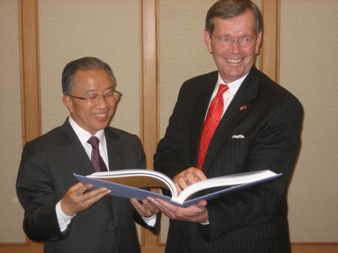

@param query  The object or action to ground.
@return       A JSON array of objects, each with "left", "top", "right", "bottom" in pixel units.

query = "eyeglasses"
[
  {"left": 213, "top": 36, "right": 255, "bottom": 47},
  {"left": 67, "top": 90, "right": 122, "bottom": 104}
]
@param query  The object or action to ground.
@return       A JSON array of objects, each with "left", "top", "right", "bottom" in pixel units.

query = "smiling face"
[
  {"left": 63, "top": 69, "right": 117, "bottom": 135},
  {"left": 204, "top": 9, "right": 262, "bottom": 83}
]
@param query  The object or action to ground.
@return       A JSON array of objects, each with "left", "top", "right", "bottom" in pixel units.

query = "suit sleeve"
[
  {"left": 16, "top": 141, "right": 65, "bottom": 241},
  {"left": 154, "top": 82, "right": 194, "bottom": 179}
]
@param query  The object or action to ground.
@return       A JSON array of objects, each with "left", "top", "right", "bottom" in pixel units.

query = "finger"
[
  {"left": 68, "top": 182, "right": 87, "bottom": 192},
  {"left": 79, "top": 191, "right": 110, "bottom": 212},
  {"left": 192, "top": 169, "right": 208, "bottom": 181},
  {"left": 196, "top": 200, "right": 208, "bottom": 208},
  {"left": 146, "top": 198, "right": 168, "bottom": 214},
  {"left": 139, "top": 199, "right": 153, "bottom": 210},
  {"left": 147, "top": 197, "right": 161, "bottom": 206},
  {"left": 141, "top": 199, "right": 159, "bottom": 214},
  {"left": 131, "top": 198, "right": 159, "bottom": 216},
  {"left": 130, "top": 198, "right": 140, "bottom": 207},
  {"left": 70, "top": 182, "right": 94, "bottom": 195},
  {"left": 183, "top": 172, "right": 201, "bottom": 185},
  {"left": 130, "top": 198, "right": 144, "bottom": 212},
  {"left": 184, "top": 168, "right": 207, "bottom": 181},
  {"left": 83, "top": 187, "right": 111, "bottom": 201},
  {"left": 175, "top": 176, "right": 190, "bottom": 192},
  {"left": 152, "top": 198, "right": 177, "bottom": 213}
]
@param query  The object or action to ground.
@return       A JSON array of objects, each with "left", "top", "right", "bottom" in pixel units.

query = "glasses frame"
[
  {"left": 67, "top": 90, "right": 122, "bottom": 104},
  {"left": 213, "top": 35, "right": 256, "bottom": 47}
]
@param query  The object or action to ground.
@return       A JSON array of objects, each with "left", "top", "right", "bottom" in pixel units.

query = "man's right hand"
[
  {"left": 173, "top": 167, "right": 208, "bottom": 194},
  {"left": 60, "top": 182, "right": 111, "bottom": 216}
]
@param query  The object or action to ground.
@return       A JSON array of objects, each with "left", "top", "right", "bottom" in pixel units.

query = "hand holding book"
[
  {"left": 172, "top": 167, "right": 208, "bottom": 194},
  {"left": 74, "top": 169, "right": 281, "bottom": 207}
]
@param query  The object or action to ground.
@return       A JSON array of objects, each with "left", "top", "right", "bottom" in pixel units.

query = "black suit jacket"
[
  {"left": 154, "top": 67, "right": 303, "bottom": 253},
  {"left": 16, "top": 119, "right": 159, "bottom": 253}
]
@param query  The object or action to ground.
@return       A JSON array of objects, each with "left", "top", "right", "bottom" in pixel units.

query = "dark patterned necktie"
[
  {"left": 197, "top": 84, "right": 229, "bottom": 169},
  {"left": 87, "top": 136, "right": 108, "bottom": 172}
]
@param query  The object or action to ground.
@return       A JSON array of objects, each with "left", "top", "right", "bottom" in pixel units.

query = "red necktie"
[
  {"left": 197, "top": 84, "right": 229, "bottom": 169},
  {"left": 87, "top": 136, "right": 108, "bottom": 172}
]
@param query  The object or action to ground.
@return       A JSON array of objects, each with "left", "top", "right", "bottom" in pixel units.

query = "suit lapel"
[
  {"left": 60, "top": 120, "right": 94, "bottom": 176},
  {"left": 62, "top": 124, "right": 125, "bottom": 174},
  {"left": 201, "top": 67, "right": 261, "bottom": 172},
  {"left": 104, "top": 127, "right": 126, "bottom": 224},
  {"left": 105, "top": 128, "right": 125, "bottom": 171}
]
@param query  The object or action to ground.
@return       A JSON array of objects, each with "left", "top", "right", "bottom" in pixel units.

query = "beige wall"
[
  {"left": 280, "top": 0, "right": 338, "bottom": 242},
  {"left": 39, "top": 0, "right": 141, "bottom": 136},
  {"left": 0, "top": 0, "right": 26, "bottom": 243},
  {"left": 0, "top": 0, "right": 337, "bottom": 247}
]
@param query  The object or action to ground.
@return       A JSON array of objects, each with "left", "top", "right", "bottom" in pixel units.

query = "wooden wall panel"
[
  {"left": 0, "top": 0, "right": 336, "bottom": 252},
  {"left": 0, "top": 0, "right": 42, "bottom": 251}
]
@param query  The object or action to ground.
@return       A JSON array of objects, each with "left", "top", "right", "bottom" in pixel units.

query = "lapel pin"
[{"left": 240, "top": 105, "right": 247, "bottom": 111}]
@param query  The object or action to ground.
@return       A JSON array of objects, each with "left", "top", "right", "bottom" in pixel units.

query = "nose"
[
  {"left": 230, "top": 40, "right": 240, "bottom": 53},
  {"left": 96, "top": 96, "right": 109, "bottom": 108}
]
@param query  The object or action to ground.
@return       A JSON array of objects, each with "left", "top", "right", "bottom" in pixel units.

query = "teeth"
[
  {"left": 227, "top": 58, "right": 242, "bottom": 63},
  {"left": 95, "top": 113, "right": 106, "bottom": 117}
]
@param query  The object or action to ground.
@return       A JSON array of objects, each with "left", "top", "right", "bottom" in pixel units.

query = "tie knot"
[
  {"left": 216, "top": 84, "right": 229, "bottom": 96},
  {"left": 87, "top": 136, "right": 100, "bottom": 150}
]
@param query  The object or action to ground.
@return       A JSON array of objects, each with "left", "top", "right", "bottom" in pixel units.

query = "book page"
[
  {"left": 87, "top": 169, "right": 178, "bottom": 198},
  {"left": 176, "top": 170, "right": 277, "bottom": 203}
]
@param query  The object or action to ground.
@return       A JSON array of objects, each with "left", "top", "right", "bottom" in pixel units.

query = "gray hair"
[{"left": 62, "top": 57, "right": 117, "bottom": 95}]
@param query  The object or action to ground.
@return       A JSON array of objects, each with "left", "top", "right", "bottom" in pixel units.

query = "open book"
[{"left": 74, "top": 169, "right": 281, "bottom": 207}]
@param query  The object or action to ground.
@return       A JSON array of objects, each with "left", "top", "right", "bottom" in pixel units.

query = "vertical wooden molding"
[
  {"left": 140, "top": 0, "right": 158, "bottom": 171},
  {"left": 19, "top": 0, "right": 42, "bottom": 249},
  {"left": 19, "top": 0, "right": 41, "bottom": 144},
  {"left": 0, "top": 1, "right": 43, "bottom": 251},
  {"left": 261, "top": 0, "right": 280, "bottom": 82},
  {"left": 140, "top": 0, "right": 163, "bottom": 252}
]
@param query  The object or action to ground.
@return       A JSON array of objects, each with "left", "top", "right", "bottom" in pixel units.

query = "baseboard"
[{"left": 291, "top": 243, "right": 338, "bottom": 253}]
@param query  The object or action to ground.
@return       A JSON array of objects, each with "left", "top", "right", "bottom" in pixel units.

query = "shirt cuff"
[
  {"left": 142, "top": 214, "right": 157, "bottom": 227},
  {"left": 199, "top": 219, "right": 210, "bottom": 225},
  {"left": 56, "top": 201, "right": 76, "bottom": 232}
]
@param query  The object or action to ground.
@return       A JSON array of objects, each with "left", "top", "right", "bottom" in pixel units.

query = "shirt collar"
[
  {"left": 216, "top": 73, "right": 248, "bottom": 94},
  {"left": 68, "top": 116, "right": 105, "bottom": 146}
]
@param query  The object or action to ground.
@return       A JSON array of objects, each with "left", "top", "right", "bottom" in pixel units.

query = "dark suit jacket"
[
  {"left": 16, "top": 119, "right": 159, "bottom": 253},
  {"left": 154, "top": 67, "right": 303, "bottom": 253}
]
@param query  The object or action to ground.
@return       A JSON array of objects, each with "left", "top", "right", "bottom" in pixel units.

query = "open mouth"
[{"left": 226, "top": 58, "right": 242, "bottom": 64}]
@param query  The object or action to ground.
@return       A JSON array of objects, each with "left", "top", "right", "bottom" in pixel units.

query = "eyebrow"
[{"left": 86, "top": 85, "right": 115, "bottom": 94}]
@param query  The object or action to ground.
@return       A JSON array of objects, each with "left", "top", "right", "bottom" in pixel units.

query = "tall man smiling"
[
  {"left": 151, "top": 0, "right": 303, "bottom": 252},
  {"left": 17, "top": 57, "right": 159, "bottom": 253}
]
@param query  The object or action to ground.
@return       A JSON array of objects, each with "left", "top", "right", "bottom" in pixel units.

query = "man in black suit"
[
  {"left": 16, "top": 57, "right": 159, "bottom": 253},
  {"left": 150, "top": 0, "right": 303, "bottom": 252}
]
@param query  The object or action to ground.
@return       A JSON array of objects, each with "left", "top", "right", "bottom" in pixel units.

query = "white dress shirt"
[{"left": 205, "top": 73, "right": 248, "bottom": 119}]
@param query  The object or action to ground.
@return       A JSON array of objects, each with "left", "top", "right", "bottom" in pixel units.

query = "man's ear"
[
  {"left": 255, "top": 32, "right": 263, "bottom": 54},
  {"left": 62, "top": 95, "right": 72, "bottom": 112},
  {"left": 203, "top": 30, "right": 213, "bottom": 54}
]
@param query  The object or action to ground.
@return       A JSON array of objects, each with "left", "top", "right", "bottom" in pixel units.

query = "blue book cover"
[{"left": 74, "top": 169, "right": 281, "bottom": 207}]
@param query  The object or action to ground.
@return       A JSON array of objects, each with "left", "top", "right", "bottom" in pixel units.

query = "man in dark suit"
[
  {"left": 150, "top": 0, "right": 303, "bottom": 252},
  {"left": 16, "top": 57, "right": 159, "bottom": 253}
]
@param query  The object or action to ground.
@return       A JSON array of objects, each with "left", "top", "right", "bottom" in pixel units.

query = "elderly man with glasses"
[{"left": 16, "top": 57, "right": 159, "bottom": 253}]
